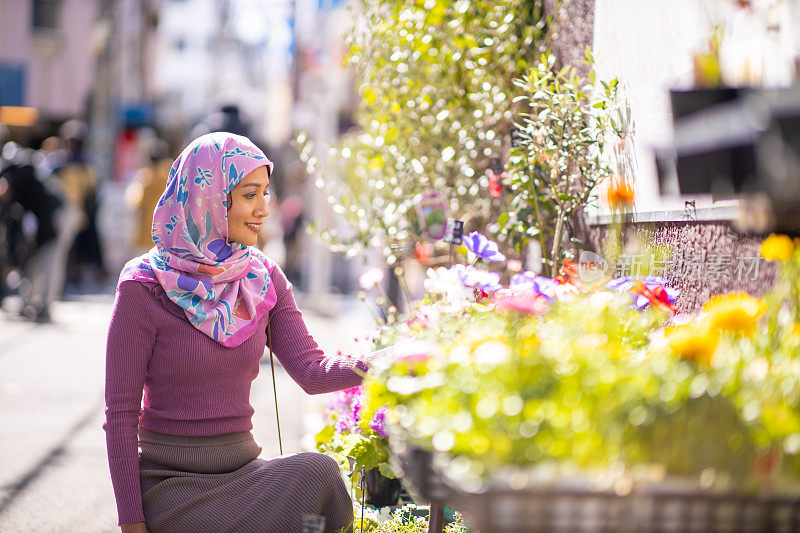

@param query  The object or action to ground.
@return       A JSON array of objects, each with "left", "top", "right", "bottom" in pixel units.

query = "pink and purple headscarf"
[{"left": 119, "top": 132, "right": 276, "bottom": 347}]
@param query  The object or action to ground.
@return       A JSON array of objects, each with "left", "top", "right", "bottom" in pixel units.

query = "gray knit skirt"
[{"left": 139, "top": 428, "right": 353, "bottom": 533}]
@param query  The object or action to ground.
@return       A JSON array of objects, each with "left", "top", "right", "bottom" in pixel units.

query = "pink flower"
[
  {"left": 488, "top": 169, "right": 503, "bottom": 198},
  {"left": 392, "top": 339, "right": 443, "bottom": 363},
  {"left": 493, "top": 287, "right": 549, "bottom": 315}
]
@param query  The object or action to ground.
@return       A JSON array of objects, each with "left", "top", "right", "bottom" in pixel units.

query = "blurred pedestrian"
[
  {"left": 34, "top": 135, "right": 67, "bottom": 182},
  {"left": 104, "top": 132, "right": 388, "bottom": 533},
  {"left": 59, "top": 120, "right": 106, "bottom": 287},
  {"left": 280, "top": 194, "right": 305, "bottom": 285},
  {"left": 125, "top": 137, "right": 171, "bottom": 254},
  {"left": 189, "top": 103, "right": 252, "bottom": 142},
  {"left": 0, "top": 141, "right": 77, "bottom": 320}
]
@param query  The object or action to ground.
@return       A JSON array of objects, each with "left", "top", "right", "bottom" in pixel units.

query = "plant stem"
[
  {"left": 550, "top": 208, "right": 565, "bottom": 277},
  {"left": 396, "top": 268, "right": 414, "bottom": 314},
  {"left": 526, "top": 153, "right": 549, "bottom": 268}
]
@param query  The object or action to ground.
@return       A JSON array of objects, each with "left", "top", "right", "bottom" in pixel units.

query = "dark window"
[
  {"left": 32, "top": 0, "right": 61, "bottom": 30},
  {"left": 0, "top": 63, "right": 26, "bottom": 106}
]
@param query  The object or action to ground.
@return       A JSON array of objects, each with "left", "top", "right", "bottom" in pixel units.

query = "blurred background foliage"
[{"left": 301, "top": 0, "right": 552, "bottom": 266}]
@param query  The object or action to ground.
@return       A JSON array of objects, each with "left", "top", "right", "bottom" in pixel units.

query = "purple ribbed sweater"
[{"left": 104, "top": 264, "right": 370, "bottom": 526}]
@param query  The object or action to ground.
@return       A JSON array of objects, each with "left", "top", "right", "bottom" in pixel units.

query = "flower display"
[
  {"left": 354, "top": 234, "right": 800, "bottom": 495},
  {"left": 413, "top": 241, "right": 432, "bottom": 265},
  {"left": 369, "top": 407, "right": 388, "bottom": 438},
  {"left": 462, "top": 231, "right": 506, "bottom": 262},
  {"left": 319, "top": 230, "right": 800, "bottom": 510}
]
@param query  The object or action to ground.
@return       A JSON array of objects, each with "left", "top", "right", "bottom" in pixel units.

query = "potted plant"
[{"left": 314, "top": 386, "right": 401, "bottom": 508}]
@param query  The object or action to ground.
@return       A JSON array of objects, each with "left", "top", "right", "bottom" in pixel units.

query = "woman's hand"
[{"left": 121, "top": 521, "right": 148, "bottom": 533}]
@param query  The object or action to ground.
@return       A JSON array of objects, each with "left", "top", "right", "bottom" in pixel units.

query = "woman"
[{"left": 104, "top": 133, "right": 378, "bottom": 532}]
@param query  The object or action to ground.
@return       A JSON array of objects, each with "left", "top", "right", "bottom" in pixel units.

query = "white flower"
[
  {"left": 358, "top": 267, "right": 384, "bottom": 290},
  {"left": 424, "top": 267, "right": 472, "bottom": 303},
  {"left": 553, "top": 283, "right": 579, "bottom": 302}
]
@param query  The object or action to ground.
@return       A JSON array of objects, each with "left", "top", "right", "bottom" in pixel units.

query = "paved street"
[{"left": 0, "top": 287, "right": 374, "bottom": 532}]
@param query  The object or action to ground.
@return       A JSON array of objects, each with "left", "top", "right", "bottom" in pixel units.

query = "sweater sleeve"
[
  {"left": 103, "top": 281, "right": 156, "bottom": 525},
  {"left": 267, "top": 265, "right": 387, "bottom": 395}
]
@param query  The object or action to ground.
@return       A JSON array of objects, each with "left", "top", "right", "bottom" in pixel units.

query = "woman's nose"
[{"left": 255, "top": 196, "right": 269, "bottom": 217}]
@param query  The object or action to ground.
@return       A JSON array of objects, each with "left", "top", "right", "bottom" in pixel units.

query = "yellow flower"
[
  {"left": 665, "top": 321, "right": 719, "bottom": 365},
  {"left": 701, "top": 292, "right": 766, "bottom": 336},
  {"left": 517, "top": 323, "right": 540, "bottom": 354},
  {"left": 760, "top": 234, "right": 795, "bottom": 261}
]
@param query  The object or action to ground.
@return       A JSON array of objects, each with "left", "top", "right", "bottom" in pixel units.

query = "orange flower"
[
  {"left": 414, "top": 241, "right": 432, "bottom": 265},
  {"left": 606, "top": 176, "right": 635, "bottom": 209},
  {"left": 555, "top": 259, "right": 580, "bottom": 286}
]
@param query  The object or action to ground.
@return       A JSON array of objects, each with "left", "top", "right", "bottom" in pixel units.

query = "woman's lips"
[{"left": 245, "top": 223, "right": 261, "bottom": 233}]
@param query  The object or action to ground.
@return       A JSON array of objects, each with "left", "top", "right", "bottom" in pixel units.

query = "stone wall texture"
[
  {"left": 587, "top": 221, "right": 778, "bottom": 312},
  {"left": 547, "top": 0, "right": 595, "bottom": 78}
]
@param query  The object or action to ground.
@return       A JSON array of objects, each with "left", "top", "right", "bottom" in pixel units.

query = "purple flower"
[
  {"left": 352, "top": 395, "right": 363, "bottom": 422},
  {"left": 334, "top": 413, "right": 359, "bottom": 434},
  {"left": 606, "top": 276, "right": 680, "bottom": 310},
  {"left": 463, "top": 231, "right": 506, "bottom": 262},
  {"left": 369, "top": 407, "right": 388, "bottom": 437},
  {"left": 326, "top": 386, "right": 367, "bottom": 434},
  {"left": 510, "top": 271, "right": 558, "bottom": 300},
  {"left": 452, "top": 264, "right": 503, "bottom": 293}
]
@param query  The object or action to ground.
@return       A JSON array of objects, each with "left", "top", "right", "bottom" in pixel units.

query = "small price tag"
[{"left": 443, "top": 218, "right": 464, "bottom": 244}]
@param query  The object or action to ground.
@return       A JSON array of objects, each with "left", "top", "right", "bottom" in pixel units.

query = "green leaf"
[
  {"left": 498, "top": 212, "right": 510, "bottom": 228},
  {"left": 377, "top": 462, "right": 397, "bottom": 479}
]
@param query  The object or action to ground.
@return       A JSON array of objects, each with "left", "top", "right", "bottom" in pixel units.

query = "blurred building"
[
  {"left": 154, "top": 0, "right": 296, "bottom": 147},
  {"left": 0, "top": 0, "right": 100, "bottom": 140},
  {"left": 554, "top": 0, "right": 800, "bottom": 310},
  {"left": 0, "top": 0, "right": 161, "bottom": 151}
]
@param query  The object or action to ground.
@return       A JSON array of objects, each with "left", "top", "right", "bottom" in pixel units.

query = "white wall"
[{"left": 592, "top": 0, "right": 799, "bottom": 217}]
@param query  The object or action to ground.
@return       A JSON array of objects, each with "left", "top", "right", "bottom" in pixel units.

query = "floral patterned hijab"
[{"left": 119, "top": 132, "right": 276, "bottom": 347}]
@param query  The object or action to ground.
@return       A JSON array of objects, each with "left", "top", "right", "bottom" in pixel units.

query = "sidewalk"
[{"left": 0, "top": 288, "right": 374, "bottom": 532}]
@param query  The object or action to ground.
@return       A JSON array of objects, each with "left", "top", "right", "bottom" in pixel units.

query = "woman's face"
[{"left": 227, "top": 165, "right": 270, "bottom": 246}]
